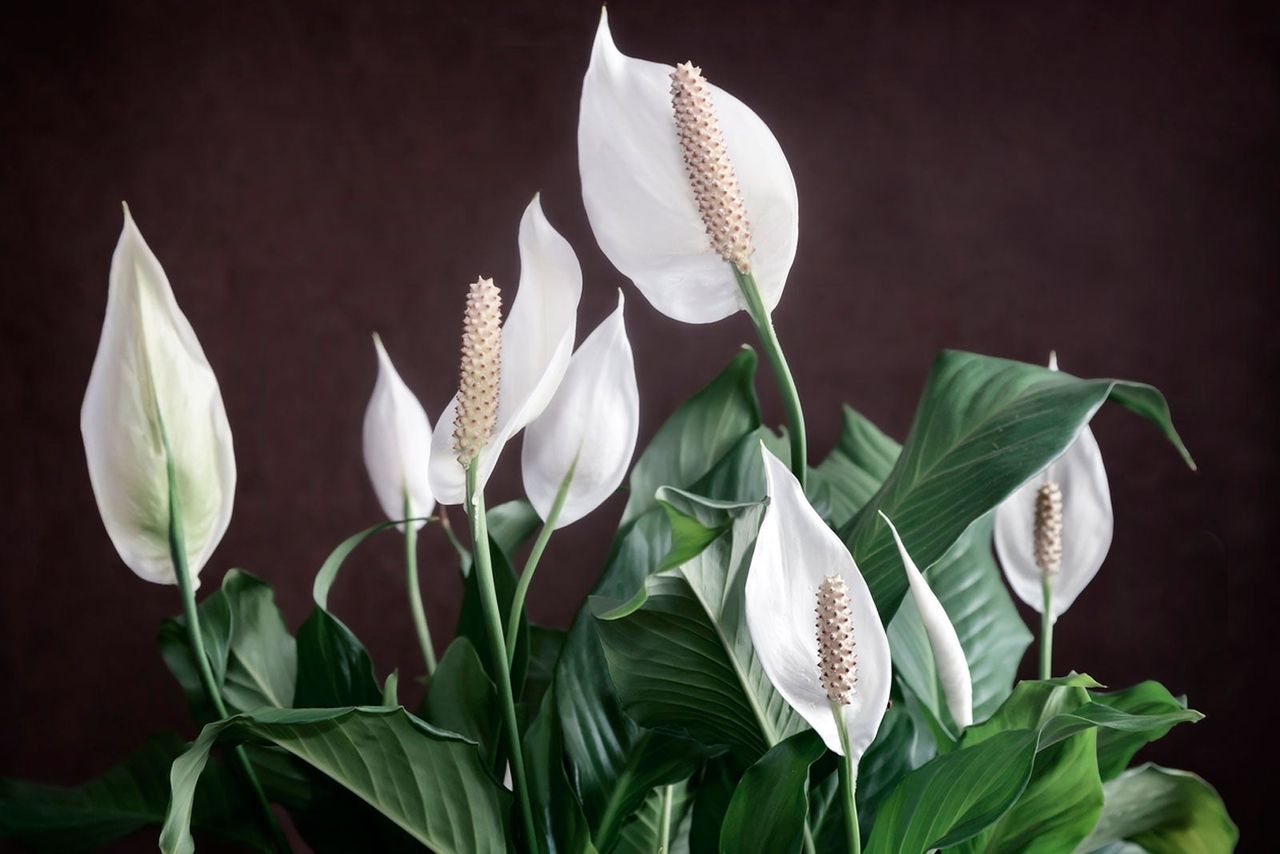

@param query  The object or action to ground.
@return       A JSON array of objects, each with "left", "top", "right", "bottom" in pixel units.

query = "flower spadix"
[
  {"left": 521, "top": 291, "right": 639, "bottom": 529},
  {"left": 578, "top": 8, "right": 798, "bottom": 323},
  {"left": 880, "top": 512, "right": 973, "bottom": 729},
  {"left": 746, "top": 446, "right": 890, "bottom": 758},
  {"left": 428, "top": 196, "right": 582, "bottom": 503},
  {"left": 80, "top": 205, "right": 235, "bottom": 586},
  {"left": 362, "top": 334, "right": 435, "bottom": 530},
  {"left": 994, "top": 353, "right": 1114, "bottom": 622}
]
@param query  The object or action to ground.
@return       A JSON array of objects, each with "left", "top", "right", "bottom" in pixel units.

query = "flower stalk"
[
  {"left": 506, "top": 462, "right": 574, "bottom": 666},
  {"left": 403, "top": 494, "right": 437, "bottom": 675}
]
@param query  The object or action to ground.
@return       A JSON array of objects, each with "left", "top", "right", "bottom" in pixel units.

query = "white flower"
[
  {"left": 362, "top": 334, "right": 435, "bottom": 530},
  {"left": 578, "top": 8, "right": 798, "bottom": 324},
  {"left": 880, "top": 512, "right": 973, "bottom": 729},
  {"left": 746, "top": 446, "right": 891, "bottom": 758},
  {"left": 428, "top": 196, "right": 582, "bottom": 503},
  {"left": 994, "top": 353, "right": 1114, "bottom": 622},
  {"left": 521, "top": 291, "right": 639, "bottom": 528},
  {"left": 80, "top": 205, "right": 235, "bottom": 586}
]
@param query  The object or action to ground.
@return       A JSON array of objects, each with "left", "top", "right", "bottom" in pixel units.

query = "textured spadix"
[
  {"left": 994, "top": 353, "right": 1114, "bottom": 622},
  {"left": 81, "top": 205, "right": 236, "bottom": 586},
  {"left": 578, "top": 8, "right": 798, "bottom": 323},
  {"left": 362, "top": 334, "right": 435, "bottom": 531},
  {"left": 746, "top": 446, "right": 890, "bottom": 758},
  {"left": 428, "top": 196, "right": 582, "bottom": 503},
  {"left": 880, "top": 512, "right": 973, "bottom": 729},
  {"left": 521, "top": 291, "right": 639, "bottom": 529}
]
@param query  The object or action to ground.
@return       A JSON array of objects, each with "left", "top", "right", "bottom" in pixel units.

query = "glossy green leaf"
[
  {"left": 1090, "top": 682, "right": 1194, "bottom": 780},
  {"left": 806, "top": 406, "right": 899, "bottom": 527},
  {"left": 841, "top": 351, "right": 1193, "bottom": 623},
  {"left": 524, "top": 690, "right": 598, "bottom": 854},
  {"left": 1077, "top": 764, "right": 1237, "bottom": 853},
  {"left": 615, "top": 780, "right": 694, "bottom": 854},
  {"left": 294, "top": 608, "right": 382, "bottom": 707},
  {"left": 719, "top": 730, "right": 826, "bottom": 854},
  {"left": 421, "top": 637, "right": 499, "bottom": 765},
  {"left": 160, "top": 707, "right": 510, "bottom": 854}
]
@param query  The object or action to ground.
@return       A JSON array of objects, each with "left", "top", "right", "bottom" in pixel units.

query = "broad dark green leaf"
[
  {"left": 688, "top": 757, "right": 743, "bottom": 853},
  {"left": 294, "top": 608, "right": 382, "bottom": 707},
  {"left": 523, "top": 625, "right": 566, "bottom": 714},
  {"left": 614, "top": 780, "right": 694, "bottom": 854},
  {"left": 806, "top": 406, "right": 899, "bottom": 526},
  {"left": 524, "top": 690, "right": 598, "bottom": 854},
  {"left": 0, "top": 733, "right": 268, "bottom": 852},
  {"left": 1078, "top": 764, "right": 1237, "bottom": 853},
  {"left": 1091, "top": 682, "right": 1193, "bottom": 780},
  {"left": 160, "top": 707, "right": 510, "bottom": 854},
  {"left": 719, "top": 730, "right": 826, "bottom": 854},
  {"left": 422, "top": 637, "right": 499, "bottom": 765},
  {"left": 842, "top": 351, "right": 1193, "bottom": 623}
]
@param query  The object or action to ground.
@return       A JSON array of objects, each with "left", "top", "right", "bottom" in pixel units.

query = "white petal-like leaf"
[
  {"left": 429, "top": 196, "right": 582, "bottom": 504},
  {"left": 362, "top": 334, "right": 435, "bottom": 530},
  {"left": 521, "top": 291, "right": 639, "bottom": 528},
  {"left": 80, "top": 205, "right": 235, "bottom": 585},
  {"left": 578, "top": 9, "right": 798, "bottom": 324},
  {"left": 994, "top": 356, "right": 1114, "bottom": 622},
  {"left": 746, "top": 446, "right": 890, "bottom": 758},
  {"left": 881, "top": 512, "right": 974, "bottom": 729}
]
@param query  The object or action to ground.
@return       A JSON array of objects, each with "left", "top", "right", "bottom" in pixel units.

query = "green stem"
[
  {"left": 657, "top": 784, "right": 674, "bottom": 853},
  {"left": 505, "top": 465, "right": 574, "bottom": 665},
  {"left": 466, "top": 466, "right": 540, "bottom": 853},
  {"left": 164, "top": 448, "right": 289, "bottom": 853},
  {"left": 1040, "top": 577, "right": 1053, "bottom": 679},
  {"left": 734, "top": 268, "right": 808, "bottom": 488},
  {"left": 404, "top": 495, "right": 437, "bottom": 676},
  {"left": 438, "top": 505, "right": 469, "bottom": 564},
  {"left": 833, "top": 703, "right": 861, "bottom": 854}
]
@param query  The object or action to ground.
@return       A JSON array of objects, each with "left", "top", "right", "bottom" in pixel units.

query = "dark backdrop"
[{"left": 2, "top": 0, "right": 1276, "bottom": 848}]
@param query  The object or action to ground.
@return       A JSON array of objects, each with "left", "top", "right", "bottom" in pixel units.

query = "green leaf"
[
  {"left": 806, "top": 406, "right": 899, "bottom": 527},
  {"left": 621, "top": 347, "right": 761, "bottom": 526},
  {"left": 422, "top": 637, "right": 499, "bottom": 766},
  {"left": 719, "top": 730, "right": 826, "bottom": 854},
  {"left": 1077, "top": 764, "right": 1237, "bottom": 853},
  {"left": 687, "top": 757, "right": 742, "bottom": 853},
  {"left": 524, "top": 689, "right": 598, "bottom": 854},
  {"left": 523, "top": 626, "right": 566, "bottom": 713},
  {"left": 160, "top": 707, "right": 510, "bottom": 854},
  {"left": 0, "top": 733, "right": 269, "bottom": 852},
  {"left": 1091, "top": 682, "right": 1194, "bottom": 780},
  {"left": 294, "top": 608, "right": 382, "bottom": 707},
  {"left": 595, "top": 488, "right": 803, "bottom": 760},
  {"left": 615, "top": 780, "right": 694, "bottom": 854},
  {"left": 841, "top": 351, "right": 1193, "bottom": 623}
]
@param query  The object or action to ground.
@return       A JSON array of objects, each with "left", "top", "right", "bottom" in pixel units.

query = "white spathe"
[
  {"left": 521, "top": 291, "right": 639, "bottom": 529},
  {"left": 994, "top": 353, "right": 1114, "bottom": 622},
  {"left": 80, "top": 205, "right": 236, "bottom": 586},
  {"left": 880, "top": 512, "right": 974, "bottom": 729},
  {"left": 746, "top": 446, "right": 891, "bottom": 758},
  {"left": 363, "top": 334, "right": 435, "bottom": 531},
  {"left": 428, "top": 196, "right": 582, "bottom": 504},
  {"left": 578, "top": 8, "right": 798, "bottom": 324}
]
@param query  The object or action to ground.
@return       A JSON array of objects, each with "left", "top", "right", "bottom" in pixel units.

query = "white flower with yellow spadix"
[
  {"left": 994, "top": 353, "right": 1114, "bottom": 624},
  {"left": 880, "top": 512, "right": 974, "bottom": 730},
  {"left": 427, "top": 195, "right": 582, "bottom": 504},
  {"left": 746, "top": 446, "right": 891, "bottom": 761},
  {"left": 362, "top": 334, "right": 435, "bottom": 530},
  {"left": 578, "top": 8, "right": 798, "bottom": 324},
  {"left": 521, "top": 290, "right": 639, "bottom": 529},
  {"left": 80, "top": 204, "right": 236, "bottom": 587}
]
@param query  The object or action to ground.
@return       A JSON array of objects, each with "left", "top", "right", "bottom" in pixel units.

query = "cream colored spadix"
[
  {"left": 521, "top": 291, "right": 639, "bottom": 528},
  {"left": 880, "top": 512, "right": 974, "bottom": 729},
  {"left": 746, "top": 446, "right": 890, "bottom": 758},
  {"left": 994, "top": 353, "right": 1114, "bottom": 622},
  {"left": 362, "top": 334, "right": 435, "bottom": 530},
  {"left": 427, "top": 196, "right": 582, "bottom": 504},
  {"left": 578, "top": 8, "right": 798, "bottom": 324},
  {"left": 80, "top": 205, "right": 235, "bottom": 586}
]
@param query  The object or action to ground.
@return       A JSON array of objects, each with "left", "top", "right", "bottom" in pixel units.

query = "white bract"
[
  {"left": 994, "top": 353, "right": 1114, "bottom": 622},
  {"left": 80, "top": 205, "right": 236, "bottom": 586},
  {"left": 746, "top": 446, "right": 891, "bottom": 758},
  {"left": 880, "top": 512, "right": 974, "bottom": 729},
  {"left": 578, "top": 8, "right": 798, "bottom": 324},
  {"left": 362, "top": 334, "right": 435, "bottom": 530},
  {"left": 521, "top": 291, "right": 639, "bottom": 529},
  {"left": 428, "top": 196, "right": 582, "bottom": 503}
]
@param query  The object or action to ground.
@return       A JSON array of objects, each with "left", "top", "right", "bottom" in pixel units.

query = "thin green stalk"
[
  {"left": 164, "top": 447, "right": 288, "bottom": 853},
  {"left": 657, "top": 784, "right": 674, "bottom": 853},
  {"left": 466, "top": 466, "right": 540, "bottom": 853},
  {"left": 832, "top": 703, "right": 861, "bottom": 854},
  {"left": 403, "top": 495, "right": 437, "bottom": 676},
  {"left": 505, "top": 464, "right": 574, "bottom": 665},
  {"left": 438, "top": 505, "right": 468, "bottom": 563},
  {"left": 1040, "top": 577, "right": 1053, "bottom": 679},
  {"left": 733, "top": 268, "right": 808, "bottom": 487}
]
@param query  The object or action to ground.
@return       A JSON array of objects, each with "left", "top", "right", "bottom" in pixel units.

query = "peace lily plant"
[{"left": 1, "top": 10, "right": 1235, "bottom": 854}]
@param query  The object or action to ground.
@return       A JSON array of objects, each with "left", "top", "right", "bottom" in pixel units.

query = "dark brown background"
[{"left": 2, "top": 0, "right": 1276, "bottom": 849}]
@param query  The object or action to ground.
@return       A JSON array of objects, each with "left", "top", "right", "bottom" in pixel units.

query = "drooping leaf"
[
  {"left": 718, "top": 730, "right": 826, "bottom": 854},
  {"left": 1077, "top": 764, "right": 1237, "bottom": 853},
  {"left": 1090, "top": 681, "right": 1194, "bottom": 780},
  {"left": 842, "top": 351, "right": 1193, "bottom": 624},
  {"left": 159, "top": 707, "right": 510, "bottom": 854}
]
